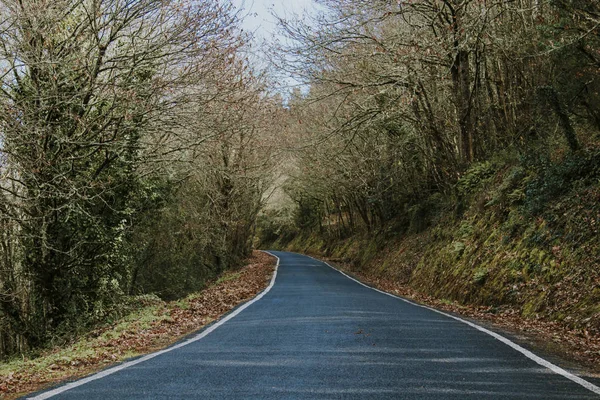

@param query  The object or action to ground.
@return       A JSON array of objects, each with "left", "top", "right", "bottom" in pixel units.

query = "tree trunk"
[{"left": 452, "top": 49, "right": 475, "bottom": 163}]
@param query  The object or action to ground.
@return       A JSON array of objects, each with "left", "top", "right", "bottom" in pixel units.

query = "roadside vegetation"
[
  {"left": 1, "top": 0, "right": 600, "bottom": 393},
  {"left": 0, "top": 251, "right": 275, "bottom": 399},
  {"left": 0, "top": 0, "right": 282, "bottom": 361},
  {"left": 258, "top": 0, "right": 600, "bottom": 361}
]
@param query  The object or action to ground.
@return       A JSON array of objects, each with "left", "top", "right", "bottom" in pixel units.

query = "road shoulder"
[
  {"left": 1, "top": 251, "right": 277, "bottom": 400},
  {"left": 315, "top": 254, "right": 600, "bottom": 387}
]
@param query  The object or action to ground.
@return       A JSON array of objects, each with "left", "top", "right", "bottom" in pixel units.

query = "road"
[{"left": 29, "top": 251, "right": 600, "bottom": 399}]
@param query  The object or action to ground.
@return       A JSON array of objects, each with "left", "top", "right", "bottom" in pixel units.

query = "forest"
[
  {"left": 0, "top": 0, "right": 283, "bottom": 358},
  {"left": 1, "top": 0, "right": 599, "bottom": 372},
  {"left": 261, "top": 0, "right": 600, "bottom": 345}
]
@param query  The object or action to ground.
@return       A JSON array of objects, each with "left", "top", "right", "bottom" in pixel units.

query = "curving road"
[{"left": 28, "top": 251, "right": 600, "bottom": 399}]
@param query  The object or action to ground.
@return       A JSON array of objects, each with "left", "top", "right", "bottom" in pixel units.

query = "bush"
[{"left": 523, "top": 148, "right": 600, "bottom": 214}]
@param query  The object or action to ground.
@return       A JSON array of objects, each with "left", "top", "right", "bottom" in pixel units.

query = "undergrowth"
[{"left": 271, "top": 145, "right": 600, "bottom": 335}]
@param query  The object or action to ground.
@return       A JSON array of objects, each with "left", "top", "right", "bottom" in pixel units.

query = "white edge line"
[
  {"left": 304, "top": 253, "right": 600, "bottom": 396},
  {"left": 29, "top": 252, "right": 280, "bottom": 400}
]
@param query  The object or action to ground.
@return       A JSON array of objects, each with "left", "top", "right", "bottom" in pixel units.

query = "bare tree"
[
  {"left": 270, "top": 0, "right": 597, "bottom": 239},
  {"left": 0, "top": 0, "right": 243, "bottom": 354}
]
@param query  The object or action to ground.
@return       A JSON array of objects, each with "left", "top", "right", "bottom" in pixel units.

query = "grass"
[
  {"left": 0, "top": 278, "right": 228, "bottom": 397},
  {"left": 216, "top": 271, "right": 241, "bottom": 284},
  {"left": 0, "top": 302, "right": 167, "bottom": 380},
  {"left": 1, "top": 250, "right": 276, "bottom": 399}
]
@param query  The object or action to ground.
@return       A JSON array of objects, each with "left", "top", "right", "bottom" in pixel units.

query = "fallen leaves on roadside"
[
  {"left": 0, "top": 251, "right": 276, "bottom": 399},
  {"left": 326, "top": 257, "right": 600, "bottom": 376}
]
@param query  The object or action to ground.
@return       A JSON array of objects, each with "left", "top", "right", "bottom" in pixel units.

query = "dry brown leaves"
[
  {"left": 0, "top": 251, "right": 276, "bottom": 399},
  {"left": 164, "top": 251, "right": 276, "bottom": 337}
]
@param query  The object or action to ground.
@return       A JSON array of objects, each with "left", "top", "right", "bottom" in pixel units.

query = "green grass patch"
[{"left": 216, "top": 272, "right": 241, "bottom": 285}]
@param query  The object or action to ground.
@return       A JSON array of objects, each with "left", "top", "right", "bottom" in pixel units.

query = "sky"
[
  {"left": 232, "top": 0, "right": 316, "bottom": 43},
  {"left": 231, "top": 0, "right": 317, "bottom": 94}
]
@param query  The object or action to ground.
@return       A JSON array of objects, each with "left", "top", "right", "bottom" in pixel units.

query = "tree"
[
  {"left": 0, "top": 0, "right": 242, "bottom": 353},
  {"left": 129, "top": 55, "right": 282, "bottom": 299},
  {"left": 269, "top": 0, "right": 598, "bottom": 240}
]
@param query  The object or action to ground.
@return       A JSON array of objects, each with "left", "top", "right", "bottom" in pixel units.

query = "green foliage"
[
  {"left": 451, "top": 241, "right": 466, "bottom": 257},
  {"left": 294, "top": 196, "right": 323, "bottom": 231},
  {"left": 215, "top": 271, "right": 242, "bottom": 286},
  {"left": 472, "top": 268, "right": 489, "bottom": 285},
  {"left": 129, "top": 170, "right": 264, "bottom": 300},
  {"left": 523, "top": 149, "right": 600, "bottom": 214},
  {"left": 457, "top": 161, "right": 497, "bottom": 197},
  {"left": 0, "top": 0, "right": 272, "bottom": 358},
  {"left": 256, "top": 208, "right": 298, "bottom": 248}
]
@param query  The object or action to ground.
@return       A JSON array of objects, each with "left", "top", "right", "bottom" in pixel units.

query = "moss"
[
  {"left": 283, "top": 162, "right": 600, "bottom": 334},
  {"left": 472, "top": 268, "right": 489, "bottom": 285}
]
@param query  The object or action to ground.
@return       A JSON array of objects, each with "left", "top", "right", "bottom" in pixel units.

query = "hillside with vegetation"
[{"left": 258, "top": 0, "right": 600, "bottom": 351}]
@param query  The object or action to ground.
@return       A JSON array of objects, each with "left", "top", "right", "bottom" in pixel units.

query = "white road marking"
[
  {"left": 28, "top": 253, "right": 280, "bottom": 400},
  {"left": 306, "top": 254, "right": 600, "bottom": 396}
]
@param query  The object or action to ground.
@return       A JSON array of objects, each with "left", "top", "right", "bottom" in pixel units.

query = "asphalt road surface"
[{"left": 28, "top": 251, "right": 600, "bottom": 399}]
